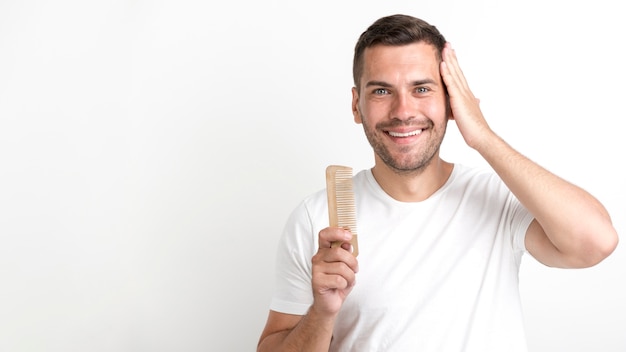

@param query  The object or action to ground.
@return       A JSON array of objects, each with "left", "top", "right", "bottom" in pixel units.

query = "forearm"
[
  {"left": 258, "top": 307, "right": 336, "bottom": 352},
  {"left": 441, "top": 43, "right": 617, "bottom": 266},
  {"left": 475, "top": 131, "right": 617, "bottom": 265}
]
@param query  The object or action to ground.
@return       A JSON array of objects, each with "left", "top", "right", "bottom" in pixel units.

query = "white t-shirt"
[{"left": 270, "top": 164, "right": 535, "bottom": 351}]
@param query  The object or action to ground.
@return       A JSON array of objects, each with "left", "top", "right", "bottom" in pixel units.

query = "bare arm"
[
  {"left": 440, "top": 43, "right": 618, "bottom": 268},
  {"left": 257, "top": 228, "right": 358, "bottom": 351},
  {"left": 257, "top": 309, "right": 334, "bottom": 352}
]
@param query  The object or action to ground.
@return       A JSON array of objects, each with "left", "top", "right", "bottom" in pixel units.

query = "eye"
[
  {"left": 373, "top": 88, "right": 389, "bottom": 95},
  {"left": 415, "top": 86, "right": 430, "bottom": 93}
]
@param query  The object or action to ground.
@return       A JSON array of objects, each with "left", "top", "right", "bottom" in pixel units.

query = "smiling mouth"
[{"left": 386, "top": 129, "right": 423, "bottom": 137}]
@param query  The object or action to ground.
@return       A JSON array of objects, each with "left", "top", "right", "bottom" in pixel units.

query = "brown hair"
[{"left": 352, "top": 14, "right": 447, "bottom": 89}]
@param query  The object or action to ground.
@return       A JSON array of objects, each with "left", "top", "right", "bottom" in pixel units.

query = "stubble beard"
[{"left": 361, "top": 116, "right": 447, "bottom": 176}]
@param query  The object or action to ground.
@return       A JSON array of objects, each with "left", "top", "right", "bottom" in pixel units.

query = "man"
[{"left": 257, "top": 14, "right": 618, "bottom": 351}]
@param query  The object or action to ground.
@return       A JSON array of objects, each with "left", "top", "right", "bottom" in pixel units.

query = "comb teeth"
[{"left": 326, "top": 165, "right": 358, "bottom": 256}]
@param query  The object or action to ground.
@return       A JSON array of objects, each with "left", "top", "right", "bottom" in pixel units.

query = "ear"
[{"left": 351, "top": 87, "right": 362, "bottom": 124}]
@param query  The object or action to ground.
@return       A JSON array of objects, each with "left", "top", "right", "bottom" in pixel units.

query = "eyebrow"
[{"left": 365, "top": 79, "right": 438, "bottom": 88}]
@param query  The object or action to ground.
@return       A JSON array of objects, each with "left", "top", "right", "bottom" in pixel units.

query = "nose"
[{"left": 390, "top": 91, "right": 415, "bottom": 121}]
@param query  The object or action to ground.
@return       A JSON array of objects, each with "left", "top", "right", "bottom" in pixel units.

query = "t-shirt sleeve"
[
  {"left": 269, "top": 201, "right": 317, "bottom": 315},
  {"left": 506, "top": 192, "right": 535, "bottom": 254}
]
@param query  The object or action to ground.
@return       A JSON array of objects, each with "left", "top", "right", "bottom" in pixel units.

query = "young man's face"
[{"left": 352, "top": 42, "right": 450, "bottom": 174}]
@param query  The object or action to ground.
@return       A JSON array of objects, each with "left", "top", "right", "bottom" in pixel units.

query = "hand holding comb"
[{"left": 326, "top": 165, "right": 359, "bottom": 257}]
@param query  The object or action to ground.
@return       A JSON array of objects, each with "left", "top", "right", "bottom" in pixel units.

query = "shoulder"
[
  {"left": 448, "top": 164, "right": 505, "bottom": 192},
  {"left": 281, "top": 186, "right": 329, "bottom": 237},
  {"left": 452, "top": 163, "right": 496, "bottom": 182},
  {"left": 442, "top": 164, "right": 523, "bottom": 215},
  {"left": 288, "top": 168, "right": 374, "bottom": 227}
]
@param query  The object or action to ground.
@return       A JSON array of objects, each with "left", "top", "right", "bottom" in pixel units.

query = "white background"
[{"left": 1, "top": 1, "right": 624, "bottom": 351}]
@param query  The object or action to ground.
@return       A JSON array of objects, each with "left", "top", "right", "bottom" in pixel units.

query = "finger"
[
  {"left": 319, "top": 227, "right": 352, "bottom": 250},
  {"left": 441, "top": 44, "right": 457, "bottom": 83},
  {"left": 313, "top": 240, "right": 360, "bottom": 274},
  {"left": 443, "top": 43, "right": 462, "bottom": 82},
  {"left": 339, "top": 241, "right": 353, "bottom": 253},
  {"left": 442, "top": 43, "right": 470, "bottom": 92},
  {"left": 313, "top": 261, "right": 357, "bottom": 291}
]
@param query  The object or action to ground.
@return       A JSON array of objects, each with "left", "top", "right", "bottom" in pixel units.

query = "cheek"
[
  {"left": 359, "top": 101, "right": 386, "bottom": 121},
  {"left": 355, "top": 102, "right": 372, "bottom": 124},
  {"left": 424, "top": 98, "right": 448, "bottom": 122}
]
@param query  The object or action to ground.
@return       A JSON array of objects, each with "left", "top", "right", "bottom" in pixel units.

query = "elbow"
[
  {"left": 571, "top": 227, "right": 619, "bottom": 268},
  {"left": 595, "top": 227, "right": 619, "bottom": 264}
]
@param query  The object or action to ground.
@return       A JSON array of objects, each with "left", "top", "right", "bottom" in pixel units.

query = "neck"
[{"left": 371, "top": 157, "right": 454, "bottom": 202}]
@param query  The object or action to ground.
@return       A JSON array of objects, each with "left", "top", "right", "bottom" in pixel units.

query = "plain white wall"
[{"left": 1, "top": 0, "right": 624, "bottom": 351}]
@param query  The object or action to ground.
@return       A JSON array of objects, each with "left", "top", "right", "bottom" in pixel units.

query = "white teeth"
[{"left": 388, "top": 129, "right": 422, "bottom": 137}]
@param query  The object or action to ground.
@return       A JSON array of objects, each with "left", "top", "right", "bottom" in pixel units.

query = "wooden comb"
[{"left": 326, "top": 165, "right": 358, "bottom": 257}]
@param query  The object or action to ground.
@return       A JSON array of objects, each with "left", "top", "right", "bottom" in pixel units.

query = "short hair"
[{"left": 352, "top": 14, "right": 447, "bottom": 89}]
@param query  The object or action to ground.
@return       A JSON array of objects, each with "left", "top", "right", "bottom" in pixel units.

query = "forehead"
[{"left": 361, "top": 42, "right": 440, "bottom": 81}]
